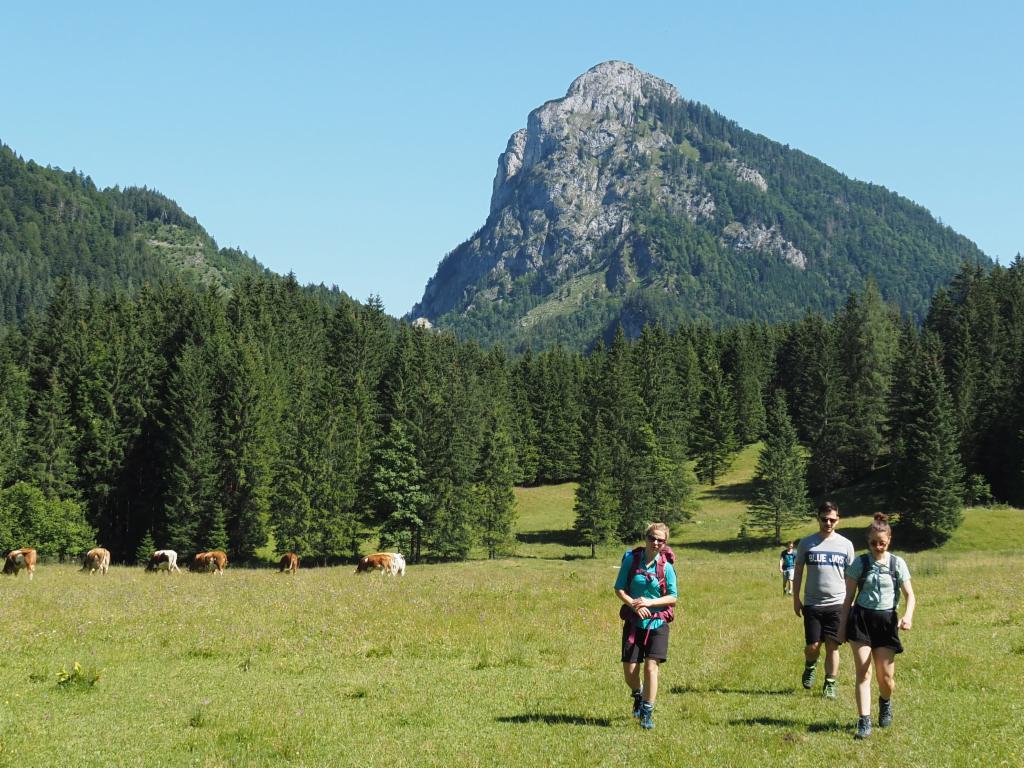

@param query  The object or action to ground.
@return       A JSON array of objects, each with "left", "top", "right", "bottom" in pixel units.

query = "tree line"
[{"left": 1, "top": 260, "right": 1022, "bottom": 564}]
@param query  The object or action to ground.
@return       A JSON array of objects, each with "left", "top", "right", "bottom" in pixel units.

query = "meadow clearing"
[{"left": 1, "top": 446, "right": 1022, "bottom": 768}]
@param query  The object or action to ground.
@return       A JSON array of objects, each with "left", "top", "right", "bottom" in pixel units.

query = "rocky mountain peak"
[
  {"left": 491, "top": 61, "right": 680, "bottom": 213},
  {"left": 563, "top": 60, "right": 680, "bottom": 115}
]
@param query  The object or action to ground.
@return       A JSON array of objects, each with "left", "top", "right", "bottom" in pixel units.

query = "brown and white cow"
[
  {"left": 82, "top": 547, "right": 111, "bottom": 575},
  {"left": 355, "top": 552, "right": 406, "bottom": 576},
  {"left": 278, "top": 552, "right": 299, "bottom": 574},
  {"left": 3, "top": 548, "right": 38, "bottom": 580},
  {"left": 192, "top": 550, "right": 228, "bottom": 575},
  {"left": 146, "top": 549, "right": 180, "bottom": 573}
]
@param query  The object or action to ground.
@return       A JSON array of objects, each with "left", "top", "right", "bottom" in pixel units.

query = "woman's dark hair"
[{"left": 868, "top": 512, "right": 892, "bottom": 541}]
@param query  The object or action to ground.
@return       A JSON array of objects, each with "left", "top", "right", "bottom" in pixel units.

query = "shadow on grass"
[
  {"left": 729, "top": 717, "right": 849, "bottom": 735},
  {"left": 497, "top": 713, "right": 614, "bottom": 727},
  {"left": 729, "top": 717, "right": 802, "bottom": 728},
  {"left": 672, "top": 685, "right": 794, "bottom": 697},
  {"left": 683, "top": 537, "right": 774, "bottom": 554},
  {"left": 807, "top": 721, "right": 849, "bottom": 734},
  {"left": 702, "top": 479, "right": 757, "bottom": 504},
  {"left": 516, "top": 529, "right": 580, "bottom": 546},
  {"left": 513, "top": 552, "right": 595, "bottom": 561}
]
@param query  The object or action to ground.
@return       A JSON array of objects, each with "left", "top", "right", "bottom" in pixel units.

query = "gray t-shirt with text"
[{"left": 796, "top": 531, "right": 855, "bottom": 608}]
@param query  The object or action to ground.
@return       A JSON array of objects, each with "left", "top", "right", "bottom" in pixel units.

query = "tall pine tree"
[
  {"left": 893, "top": 333, "right": 965, "bottom": 546},
  {"left": 745, "top": 392, "right": 810, "bottom": 543}
]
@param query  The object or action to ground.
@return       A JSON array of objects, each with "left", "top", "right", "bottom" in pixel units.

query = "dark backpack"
[
  {"left": 619, "top": 546, "right": 676, "bottom": 624},
  {"left": 856, "top": 553, "right": 902, "bottom": 608}
]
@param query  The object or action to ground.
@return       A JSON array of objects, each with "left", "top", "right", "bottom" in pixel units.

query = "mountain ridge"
[{"left": 0, "top": 142, "right": 351, "bottom": 324}]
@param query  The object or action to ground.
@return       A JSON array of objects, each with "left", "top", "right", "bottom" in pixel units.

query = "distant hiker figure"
[
  {"left": 614, "top": 522, "right": 678, "bottom": 731},
  {"left": 779, "top": 541, "right": 796, "bottom": 595},
  {"left": 793, "top": 502, "right": 854, "bottom": 700},
  {"left": 839, "top": 513, "right": 916, "bottom": 740}
]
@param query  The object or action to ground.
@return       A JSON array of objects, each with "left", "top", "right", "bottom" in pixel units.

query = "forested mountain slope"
[{"left": 0, "top": 142, "right": 332, "bottom": 323}]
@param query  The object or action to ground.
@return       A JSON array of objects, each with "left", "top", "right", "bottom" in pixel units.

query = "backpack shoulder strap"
[
  {"left": 629, "top": 547, "right": 645, "bottom": 577},
  {"left": 856, "top": 553, "right": 872, "bottom": 591},
  {"left": 655, "top": 553, "right": 667, "bottom": 595},
  {"left": 889, "top": 553, "right": 901, "bottom": 608}
]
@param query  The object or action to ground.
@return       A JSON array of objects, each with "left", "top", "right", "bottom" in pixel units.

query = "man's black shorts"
[
  {"left": 803, "top": 605, "right": 843, "bottom": 645},
  {"left": 621, "top": 622, "right": 669, "bottom": 663},
  {"left": 847, "top": 606, "right": 903, "bottom": 653}
]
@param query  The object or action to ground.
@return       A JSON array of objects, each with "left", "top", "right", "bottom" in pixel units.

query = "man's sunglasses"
[{"left": 818, "top": 517, "right": 839, "bottom": 524}]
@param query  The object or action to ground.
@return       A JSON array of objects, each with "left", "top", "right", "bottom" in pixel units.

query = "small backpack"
[
  {"left": 619, "top": 546, "right": 676, "bottom": 624},
  {"left": 856, "top": 553, "right": 902, "bottom": 608}
]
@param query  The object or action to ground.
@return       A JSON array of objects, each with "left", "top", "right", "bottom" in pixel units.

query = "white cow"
[{"left": 147, "top": 549, "right": 180, "bottom": 573}]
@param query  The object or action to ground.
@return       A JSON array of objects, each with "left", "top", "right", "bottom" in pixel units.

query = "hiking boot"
[
  {"left": 639, "top": 702, "right": 654, "bottom": 730},
  {"left": 801, "top": 663, "right": 817, "bottom": 689},
  {"left": 879, "top": 697, "right": 893, "bottom": 728},
  {"left": 631, "top": 690, "right": 644, "bottom": 718},
  {"left": 854, "top": 715, "right": 872, "bottom": 739},
  {"left": 822, "top": 678, "right": 838, "bottom": 700}
]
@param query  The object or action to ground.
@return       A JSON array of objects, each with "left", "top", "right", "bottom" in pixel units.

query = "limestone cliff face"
[
  {"left": 410, "top": 61, "right": 984, "bottom": 347},
  {"left": 412, "top": 61, "right": 802, "bottom": 324},
  {"left": 419, "top": 63, "right": 696, "bottom": 317}
]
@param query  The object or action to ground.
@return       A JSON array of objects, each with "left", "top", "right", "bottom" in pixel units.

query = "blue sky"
[{"left": 3, "top": 1, "right": 1021, "bottom": 315}]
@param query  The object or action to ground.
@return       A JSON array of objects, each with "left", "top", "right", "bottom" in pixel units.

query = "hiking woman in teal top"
[
  {"left": 839, "top": 512, "right": 916, "bottom": 740},
  {"left": 614, "top": 522, "right": 678, "bottom": 731}
]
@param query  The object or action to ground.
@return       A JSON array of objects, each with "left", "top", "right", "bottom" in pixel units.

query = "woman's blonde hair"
[{"left": 645, "top": 522, "right": 669, "bottom": 540}]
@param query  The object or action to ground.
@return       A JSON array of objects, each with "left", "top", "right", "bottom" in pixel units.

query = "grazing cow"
[
  {"left": 355, "top": 552, "right": 406, "bottom": 576},
  {"left": 278, "top": 552, "right": 299, "bottom": 574},
  {"left": 82, "top": 547, "right": 111, "bottom": 575},
  {"left": 147, "top": 549, "right": 180, "bottom": 573},
  {"left": 3, "top": 548, "right": 38, "bottom": 580},
  {"left": 192, "top": 550, "right": 228, "bottom": 575}
]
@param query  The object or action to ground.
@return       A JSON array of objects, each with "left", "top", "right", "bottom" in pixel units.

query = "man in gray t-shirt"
[{"left": 793, "top": 501, "right": 855, "bottom": 699}]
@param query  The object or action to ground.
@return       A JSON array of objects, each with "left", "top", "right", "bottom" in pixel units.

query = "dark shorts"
[
  {"left": 803, "top": 605, "right": 843, "bottom": 646},
  {"left": 847, "top": 606, "right": 903, "bottom": 653},
  {"left": 621, "top": 622, "right": 669, "bottom": 663}
]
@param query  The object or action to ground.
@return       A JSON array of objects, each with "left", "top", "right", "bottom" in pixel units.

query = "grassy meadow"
[{"left": 1, "top": 445, "right": 1022, "bottom": 767}]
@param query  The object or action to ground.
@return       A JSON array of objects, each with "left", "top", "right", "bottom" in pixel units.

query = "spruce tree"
[
  {"left": 619, "top": 422, "right": 694, "bottom": 540},
  {"left": 475, "top": 413, "right": 518, "bottom": 559},
  {"left": 692, "top": 352, "right": 737, "bottom": 485},
  {"left": 746, "top": 392, "right": 810, "bottom": 544},
  {"left": 370, "top": 421, "right": 429, "bottom": 559},
  {"left": 574, "top": 411, "right": 618, "bottom": 556},
  {"left": 834, "top": 280, "right": 898, "bottom": 479},
  {"left": 163, "top": 343, "right": 219, "bottom": 553},
  {"left": 216, "top": 333, "right": 274, "bottom": 562},
  {"left": 135, "top": 530, "right": 156, "bottom": 566},
  {"left": 894, "top": 334, "right": 964, "bottom": 546},
  {"left": 0, "top": 359, "right": 29, "bottom": 488},
  {"left": 22, "top": 373, "right": 79, "bottom": 500},
  {"left": 725, "top": 326, "right": 769, "bottom": 444}
]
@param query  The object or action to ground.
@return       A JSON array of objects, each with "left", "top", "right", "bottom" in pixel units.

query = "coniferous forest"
[{"left": 1, "top": 259, "right": 1022, "bottom": 565}]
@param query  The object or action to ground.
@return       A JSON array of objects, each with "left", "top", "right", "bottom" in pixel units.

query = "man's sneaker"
[
  {"left": 639, "top": 702, "right": 654, "bottom": 730},
  {"left": 854, "top": 715, "right": 872, "bottom": 739},
  {"left": 631, "top": 690, "right": 644, "bottom": 718},
  {"left": 801, "top": 664, "right": 817, "bottom": 689},
  {"left": 879, "top": 697, "right": 893, "bottom": 727},
  {"left": 822, "top": 678, "right": 838, "bottom": 700}
]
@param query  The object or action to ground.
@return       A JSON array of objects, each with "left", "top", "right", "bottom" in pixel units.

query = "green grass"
[
  {"left": 1, "top": 462, "right": 1022, "bottom": 767},
  {"left": 519, "top": 272, "right": 607, "bottom": 328}
]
